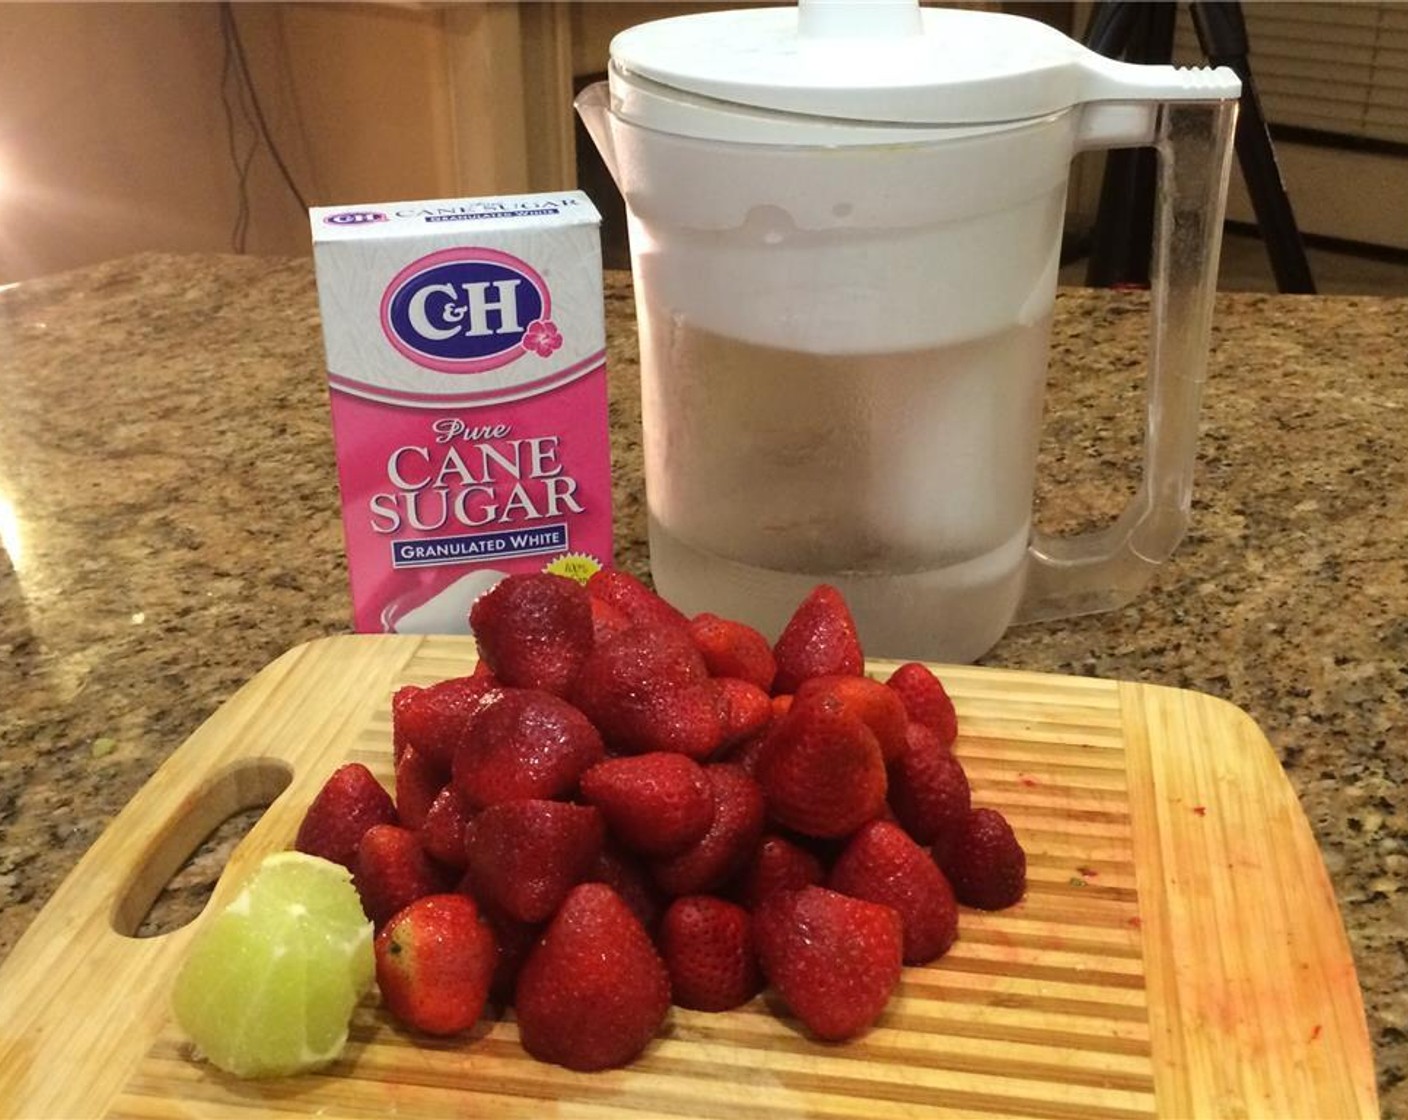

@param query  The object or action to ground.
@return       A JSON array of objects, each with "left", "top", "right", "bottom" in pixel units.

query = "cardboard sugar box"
[{"left": 311, "top": 192, "right": 612, "bottom": 633}]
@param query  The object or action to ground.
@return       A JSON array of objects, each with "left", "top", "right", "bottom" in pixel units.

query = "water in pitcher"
[{"left": 640, "top": 310, "right": 1054, "bottom": 661}]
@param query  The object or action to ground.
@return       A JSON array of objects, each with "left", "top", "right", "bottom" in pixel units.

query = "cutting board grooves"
[{"left": 0, "top": 635, "right": 1377, "bottom": 1118}]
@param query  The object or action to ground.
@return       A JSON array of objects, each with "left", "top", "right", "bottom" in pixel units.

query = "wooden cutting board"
[{"left": 0, "top": 635, "right": 1377, "bottom": 1118}]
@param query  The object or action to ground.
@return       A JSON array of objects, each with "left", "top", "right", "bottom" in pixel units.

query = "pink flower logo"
[{"left": 523, "top": 318, "right": 563, "bottom": 357}]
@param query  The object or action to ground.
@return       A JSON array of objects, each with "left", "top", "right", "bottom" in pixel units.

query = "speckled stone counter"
[{"left": 1, "top": 253, "right": 1404, "bottom": 1112}]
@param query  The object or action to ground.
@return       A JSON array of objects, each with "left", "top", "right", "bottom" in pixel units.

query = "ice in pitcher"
[{"left": 639, "top": 313, "right": 1053, "bottom": 662}]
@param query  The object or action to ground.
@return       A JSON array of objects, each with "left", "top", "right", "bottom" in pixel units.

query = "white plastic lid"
[{"left": 609, "top": 0, "right": 1240, "bottom": 141}]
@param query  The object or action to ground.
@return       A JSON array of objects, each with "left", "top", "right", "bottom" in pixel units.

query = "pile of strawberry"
[{"left": 293, "top": 571, "right": 1025, "bottom": 1072}]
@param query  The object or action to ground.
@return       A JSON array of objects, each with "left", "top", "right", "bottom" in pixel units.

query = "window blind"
[{"left": 1173, "top": 1, "right": 1408, "bottom": 147}]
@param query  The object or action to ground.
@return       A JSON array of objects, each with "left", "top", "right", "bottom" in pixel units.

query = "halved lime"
[{"left": 172, "top": 850, "right": 374, "bottom": 1078}]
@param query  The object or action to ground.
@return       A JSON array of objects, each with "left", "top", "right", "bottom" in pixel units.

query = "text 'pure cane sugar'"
[{"left": 311, "top": 193, "right": 613, "bottom": 633}]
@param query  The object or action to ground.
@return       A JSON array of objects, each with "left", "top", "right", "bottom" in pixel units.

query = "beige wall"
[
  {"left": 242, "top": 4, "right": 460, "bottom": 207},
  {"left": 0, "top": 1, "right": 684, "bottom": 285},
  {"left": 0, "top": 2, "right": 461, "bottom": 284},
  {"left": 1, "top": 3, "right": 274, "bottom": 282}
]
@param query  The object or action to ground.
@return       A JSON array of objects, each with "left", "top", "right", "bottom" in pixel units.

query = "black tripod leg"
[
  {"left": 1192, "top": 1, "right": 1316, "bottom": 293},
  {"left": 1083, "top": 1, "right": 1139, "bottom": 58},
  {"left": 1085, "top": 153, "right": 1153, "bottom": 287},
  {"left": 1085, "top": 2, "right": 1178, "bottom": 287}
]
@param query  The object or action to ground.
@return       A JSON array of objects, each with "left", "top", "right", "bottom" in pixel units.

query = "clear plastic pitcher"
[{"left": 577, "top": 0, "right": 1240, "bottom": 662}]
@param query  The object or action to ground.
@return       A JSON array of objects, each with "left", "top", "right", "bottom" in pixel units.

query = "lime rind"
[{"left": 172, "top": 851, "right": 375, "bottom": 1079}]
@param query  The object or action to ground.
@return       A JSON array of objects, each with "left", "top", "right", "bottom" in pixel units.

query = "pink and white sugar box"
[{"left": 310, "top": 192, "right": 613, "bottom": 633}]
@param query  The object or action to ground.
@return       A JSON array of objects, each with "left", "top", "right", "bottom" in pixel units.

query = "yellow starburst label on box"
[{"left": 543, "top": 552, "right": 602, "bottom": 585}]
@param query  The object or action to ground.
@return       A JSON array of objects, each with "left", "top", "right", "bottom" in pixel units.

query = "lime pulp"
[{"left": 171, "top": 850, "right": 374, "bottom": 1078}]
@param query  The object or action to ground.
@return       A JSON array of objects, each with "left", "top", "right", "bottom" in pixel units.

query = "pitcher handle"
[{"left": 1016, "top": 96, "right": 1239, "bottom": 623}]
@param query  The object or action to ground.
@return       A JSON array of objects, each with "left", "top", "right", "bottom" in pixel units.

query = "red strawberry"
[
  {"left": 392, "top": 685, "right": 422, "bottom": 765},
  {"left": 394, "top": 744, "right": 447, "bottom": 831},
  {"left": 935, "top": 807, "right": 1027, "bottom": 911},
  {"left": 733, "top": 834, "right": 825, "bottom": 911},
  {"left": 771, "top": 585, "right": 864, "bottom": 695},
  {"left": 646, "top": 682, "right": 728, "bottom": 760},
  {"left": 580, "top": 753, "right": 714, "bottom": 857},
  {"left": 467, "top": 891, "right": 541, "bottom": 1002},
  {"left": 711, "top": 677, "right": 773, "bottom": 749},
  {"left": 394, "top": 674, "right": 504, "bottom": 771},
  {"left": 829, "top": 820, "right": 958, "bottom": 965},
  {"left": 352, "top": 824, "right": 451, "bottom": 928},
  {"left": 651, "top": 765, "right": 765, "bottom": 897},
  {"left": 418, "top": 784, "right": 475, "bottom": 870},
  {"left": 724, "top": 728, "right": 771, "bottom": 776},
  {"left": 462, "top": 800, "right": 604, "bottom": 923},
  {"left": 591, "top": 623, "right": 710, "bottom": 692},
  {"left": 374, "top": 894, "right": 496, "bottom": 1036},
  {"left": 885, "top": 662, "right": 959, "bottom": 749},
  {"left": 586, "top": 568, "right": 689, "bottom": 632},
  {"left": 589, "top": 595, "right": 633, "bottom": 645},
  {"left": 888, "top": 722, "right": 972, "bottom": 846},
  {"left": 754, "top": 693, "right": 887, "bottom": 839},
  {"left": 572, "top": 623, "right": 702, "bottom": 704},
  {"left": 451, "top": 688, "right": 604, "bottom": 809},
  {"left": 688, "top": 613, "right": 777, "bottom": 692},
  {"left": 795, "top": 674, "right": 908, "bottom": 762},
  {"left": 514, "top": 883, "right": 672, "bottom": 1071},
  {"left": 753, "top": 886, "right": 903, "bottom": 1042},
  {"left": 571, "top": 625, "right": 723, "bottom": 758},
  {"left": 469, "top": 573, "right": 594, "bottom": 697},
  {"left": 659, "top": 896, "right": 761, "bottom": 1012},
  {"left": 726, "top": 693, "right": 793, "bottom": 775},
  {"left": 295, "top": 762, "right": 398, "bottom": 870},
  {"left": 471, "top": 659, "right": 499, "bottom": 682},
  {"left": 588, "top": 844, "right": 665, "bottom": 935}
]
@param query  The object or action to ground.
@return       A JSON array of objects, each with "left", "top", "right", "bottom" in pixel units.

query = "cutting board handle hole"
[{"left": 111, "top": 758, "right": 294, "bottom": 939}]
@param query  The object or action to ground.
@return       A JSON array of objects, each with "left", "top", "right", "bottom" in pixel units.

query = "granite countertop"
[{"left": 1, "top": 253, "right": 1404, "bottom": 1111}]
